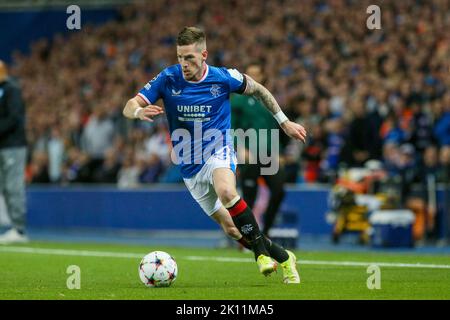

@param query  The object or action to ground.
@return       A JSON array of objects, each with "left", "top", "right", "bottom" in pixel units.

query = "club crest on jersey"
[{"left": 210, "top": 84, "right": 221, "bottom": 97}]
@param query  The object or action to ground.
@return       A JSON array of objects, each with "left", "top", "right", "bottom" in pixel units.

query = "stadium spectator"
[
  {"left": 416, "top": 145, "right": 440, "bottom": 238},
  {"left": 322, "top": 117, "right": 345, "bottom": 182},
  {"left": 138, "top": 153, "right": 163, "bottom": 184},
  {"left": 81, "top": 104, "right": 115, "bottom": 165},
  {"left": 434, "top": 96, "right": 450, "bottom": 147},
  {"left": 409, "top": 104, "right": 435, "bottom": 157},
  {"left": 301, "top": 122, "right": 326, "bottom": 182},
  {"left": 144, "top": 121, "right": 171, "bottom": 167},
  {"left": 28, "top": 150, "right": 50, "bottom": 184},
  {"left": 47, "top": 127, "right": 65, "bottom": 183},
  {"left": 117, "top": 148, "right": 140, "bottom": 188},
  {"left": 93, "top": 148, "right": 120, "bottom": 183},
  {"left": 438, "top": 146, "right": 450, "bottom": 182},
  {"left": 397, "top": 143, "right": 418, "bottom": 204},
  {"left": 0, "top": 60, "right": 28, "bottom": 243},
  {"left": 62, "top": 147, "right": 91, "bottom": 184},
  {"left": 340, "top": 100, "right": 375, "bottom": 167}
]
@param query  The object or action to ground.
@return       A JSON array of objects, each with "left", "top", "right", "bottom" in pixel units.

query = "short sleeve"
[
  {"left": 137, "top": 71, "right": 166, "bottom": 105},
  {"left": 226, "top": 68, "right": 247, "bottom": 94}
]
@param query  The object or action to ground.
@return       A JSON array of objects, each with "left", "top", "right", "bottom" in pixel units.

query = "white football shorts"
[{"left": 183, "top": 145, "right": 237, "bottom": 216}]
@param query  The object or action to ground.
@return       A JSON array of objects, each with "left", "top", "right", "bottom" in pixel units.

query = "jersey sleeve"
[
  {"left": 137, "top": 71, "right": 166, "bottom": 105},
  {"left": 225, "top": 68, "right": 247, "bottom": 94}
]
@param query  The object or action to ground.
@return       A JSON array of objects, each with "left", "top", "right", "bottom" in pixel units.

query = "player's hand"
[
  {"left": 137, "top": 105, "right": 164, "bottom": 122},
  {"left": 280, "top": 120, "right": 307, "bottom": 143}
]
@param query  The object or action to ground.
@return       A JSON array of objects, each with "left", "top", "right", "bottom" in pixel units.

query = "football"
[{"left": 138, "top": 251, "right": 178, "bottom": 287}]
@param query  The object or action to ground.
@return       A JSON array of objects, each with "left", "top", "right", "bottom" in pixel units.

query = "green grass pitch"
[{"left": 1, "top": 241, "right": 449, "bottom": 300}]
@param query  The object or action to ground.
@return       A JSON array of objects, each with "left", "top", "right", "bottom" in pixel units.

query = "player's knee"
[{"left": 216, "top": 186, "right": 238, "bottom": 205}]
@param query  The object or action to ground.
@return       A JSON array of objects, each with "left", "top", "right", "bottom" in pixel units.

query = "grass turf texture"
[{"left": 1, "top": 241, "right": 449, "bottom": 300}]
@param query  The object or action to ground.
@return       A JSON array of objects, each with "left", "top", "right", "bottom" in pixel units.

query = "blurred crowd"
[{"left": 9, "top": 0, "right": 450, "bottom": 191}]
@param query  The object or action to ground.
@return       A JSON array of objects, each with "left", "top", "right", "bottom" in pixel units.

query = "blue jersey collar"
[{"left": 182, "top": 64, "right": 209, "bottom": 84}]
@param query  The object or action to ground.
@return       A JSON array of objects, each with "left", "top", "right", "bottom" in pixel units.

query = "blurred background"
[{"left": 0, "top": 0, "right": 449, "bottom": 250}]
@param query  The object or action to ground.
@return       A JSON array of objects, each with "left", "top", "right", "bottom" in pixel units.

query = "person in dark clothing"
[
  {"left": 231, "top": 63, "right": 287, "bottom": 236},
  {"left": 341, "top": 100, "right": 380, "bottom": 167},
  {"left": 29, "top": 150, "right": 51, "bottom": 184},
  {"left": 410, "top": 105, "right": 435, "bottom": 156},
  {"left": 414, "top": 145, "right": 441, "bottom": 239},
  {"left": 302, "top": 123, "right": 327, "bottom": 182},
  {"left": 0, "top": 60, "right": 28, "bottom": 243}
]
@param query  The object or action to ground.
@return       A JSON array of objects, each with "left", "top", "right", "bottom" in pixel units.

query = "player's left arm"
[{"left": 242, "top": 74, "right": 307, "bottom": 143}]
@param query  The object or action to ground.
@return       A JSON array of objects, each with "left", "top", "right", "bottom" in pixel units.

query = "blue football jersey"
[{"left": 137, "top": 64, "right": 246, "bottom": 178}]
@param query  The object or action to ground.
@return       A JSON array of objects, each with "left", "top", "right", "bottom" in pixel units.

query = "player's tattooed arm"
[
  {"left": 123, "top": 96, "right": 164, "bottom": 122},
  {"left": 242, "top": 74, "right": 282, "bottom": 115},
  {"left": 242, "top": 74, "right": 307, "bottom": 143}
]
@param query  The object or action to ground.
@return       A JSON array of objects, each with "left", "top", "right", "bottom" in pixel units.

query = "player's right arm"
[
  {"left": 123, "top": 71, "right": 166, "bottom": 122},
  {"left": 122, "top": 96, "right": 164, "bottom": 122}
]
